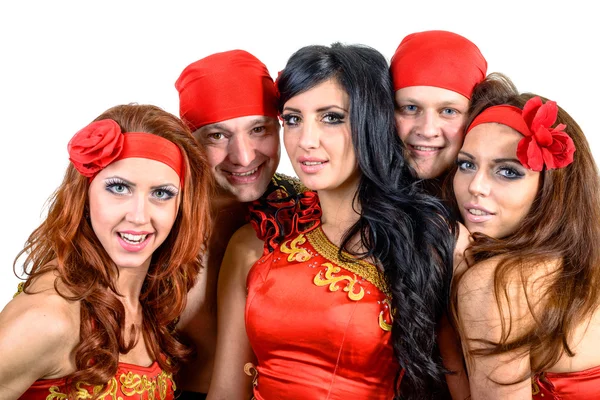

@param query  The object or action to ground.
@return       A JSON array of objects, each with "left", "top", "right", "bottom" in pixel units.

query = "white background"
[{"left": 1, "top": 1, "right": 597, "bottom": 310}]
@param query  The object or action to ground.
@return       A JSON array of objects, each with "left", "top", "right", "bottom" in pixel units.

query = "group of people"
[{"left": 0, "top": 29, "right": 598, "bottom": 400}]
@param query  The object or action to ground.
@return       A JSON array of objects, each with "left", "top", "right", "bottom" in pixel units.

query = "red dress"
[
  {"left": 532, "top": 366, "right": 600, "bottom": 399},
  {"left": 245, "top": 192, "right": 399, "bottom": 400},
  {"left": 19, "top": 360, "right": 175, "bottom": 400}
]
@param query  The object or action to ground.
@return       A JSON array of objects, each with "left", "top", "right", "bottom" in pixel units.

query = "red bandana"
[
  {"left": 175, "top": 49, "right": 278, "bottom": 131},
  {"left": 466, "top": 97, "right": 576, "bottom": 171},
  {"left": 68, "top": 119, "right": 185, "bottom": 186},
  {"left": 390, "top": 30, "right": 487, "bottom": 99}
]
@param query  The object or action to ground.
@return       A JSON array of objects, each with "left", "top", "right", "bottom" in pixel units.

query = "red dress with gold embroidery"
[
  {"left": 245, "top": 192, "right": 399, "bottom": 400},
  {"left": 19, "top": 360, "right": 175, "bottom": 400},
  {"left": 532, "top": 366, "right": 600, "bottom": 399}
]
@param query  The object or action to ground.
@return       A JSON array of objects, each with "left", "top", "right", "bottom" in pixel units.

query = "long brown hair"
[
  {"left": 449, "top": 72, "right": 600, "bottom": 379},
  {"left": 15, "top": 104, "right": 213, "bottom": 393}
]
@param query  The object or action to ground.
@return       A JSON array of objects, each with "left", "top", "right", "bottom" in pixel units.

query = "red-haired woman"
[
  {"left": 0, "top": 104, "right": 212, "bottom": 399},
  {"left": 450, "top": 73, "right": 600, "bottom": 399}
]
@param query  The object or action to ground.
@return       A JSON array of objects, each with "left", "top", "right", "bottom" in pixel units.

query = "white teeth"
[
  {"left": 231, "top": 168, "right": 258, "bottom": 176},
  {"left": 302, "top": 161, "right": 323, "bottom": 166},
  {"left": 119, "top": 233, "right": 148, "bottom": 243},
  {"left": 413, "top": 145, "right": 439, "bottom": 151},
  {"left": 468, "top": 209, "right": 489, "bottom": 216}
]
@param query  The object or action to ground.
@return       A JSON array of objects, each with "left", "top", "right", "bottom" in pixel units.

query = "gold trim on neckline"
[{"left": 306, "top": 227, "right": 391, "bottom": 297}]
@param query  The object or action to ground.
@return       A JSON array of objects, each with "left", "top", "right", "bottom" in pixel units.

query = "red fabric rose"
[
  {"left": 67, "top": 119, "right": 124, "bottom": 177},
  {"left": 516, "top": 96, "right": 576, "bottom": 171}
]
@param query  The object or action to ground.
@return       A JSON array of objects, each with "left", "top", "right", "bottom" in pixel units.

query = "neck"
[
  {"left": 115, "top": 262, "right": 150, "bottom": 312},
  {"left": 318, "top": 179, "right": 361, "bottom": 248}
]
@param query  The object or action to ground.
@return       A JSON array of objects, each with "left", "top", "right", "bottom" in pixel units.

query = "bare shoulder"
[
  {"left": 4, "top": 272, "right": 80, "bottom": 345},
  {"left": 0, "top": 272, "right": 80, "bottom": 381},
  {"left": 225, "top": 223, "right": 264, "bottom": 267}
]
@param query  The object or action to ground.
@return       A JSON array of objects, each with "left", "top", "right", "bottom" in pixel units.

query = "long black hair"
[{"left": 276, "top": 42, "right": 457, "bottom": 399}]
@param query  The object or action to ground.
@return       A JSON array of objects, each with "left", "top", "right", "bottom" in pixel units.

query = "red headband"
[
  {"left": 175, "top": 49, "right": 278, "bottom": 131},
  {"left": 466, "top": 97, "right": 576, "bottom": 171},
  {"left": 390, "top": 30, "right": 487, "bottom": 99},
  {"left": 68, "top": 119, "right": 185, "bottom": 187}
]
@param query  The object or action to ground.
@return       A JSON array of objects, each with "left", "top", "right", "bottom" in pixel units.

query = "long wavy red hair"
[
  {"left": 447, "top": 73, "right": 600, "bottom": 381},
  {"left": 14, "top": 104, "right": 213, "bottom": 395}
]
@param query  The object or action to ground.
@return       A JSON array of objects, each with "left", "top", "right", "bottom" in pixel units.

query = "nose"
[
  {"left": 126, "top": 194, "right": 150, "bottom": 225},
  {"left": 228, "top": 134, "right": 254, "bottom": 166},
  {"left": 298, "top": 120, "right": 319, "bottom": 150},
  {"left": 417, "top": 110, "right": 440, "bottom": 139},
  {"left": 468, "top": 169, "right": 491, "bottom": 197}
]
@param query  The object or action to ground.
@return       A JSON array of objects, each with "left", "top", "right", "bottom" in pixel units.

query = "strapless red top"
[
  {"left": 19, "top": 360, "right": 175, "bottom": 400},
  {"left": 532, "top": 365, "right": 600, "bottom": 399},
  {"left": 245, "top": 191, "right": 399, "bottom": 400}
]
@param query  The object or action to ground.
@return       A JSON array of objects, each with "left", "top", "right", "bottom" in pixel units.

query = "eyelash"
[
  {"left": 280, "top": 112, "right": 345, "bottom": 126},
  {"left": 105, "top": 178, "right": 131, "bottom": 195},
  {"left": 456, "top": 160, "right": 525, "bottom": 180},
  {"left": 104, "top": 178, "right": 178, "bottom": 201}
]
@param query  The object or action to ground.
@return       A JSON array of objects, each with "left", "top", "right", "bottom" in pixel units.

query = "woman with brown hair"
[
  {"left": 0, "top": 104, "right": 212, "bottom": 399},
  {"left": 450, "top": 73, "right": 600, "bottom": 399}
]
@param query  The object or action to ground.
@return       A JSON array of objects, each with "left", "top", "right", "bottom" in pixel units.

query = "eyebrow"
[
  {"left": 458, "top": 151, "right": 523, "bottom": 165},
  {"left": 283, "top": 105, "right": 348, "bottom": 113},
  {"left": 104, "top": 175, "right": 179, "bottom": 190}
]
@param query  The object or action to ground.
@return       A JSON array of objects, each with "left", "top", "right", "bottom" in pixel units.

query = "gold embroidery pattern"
[
  {"left": 314, "top": 263, "right": 365, "bottom": 301},
  {"left": 244, "top": 362, "right": 258, "bottom": 400},
  {"left": 45, "top": 369, "right": 173, "bottom": 400},
  {"left": 378, "top": 298, "right": 393, "bottom": 332},
  {"left": 280, "top": 234, "right": 312, "bottom": 262},
  {"left": 531, "top": 374, "right": 544, "bottom": 396},
  {"left": 13, "top": 282, "right": 24, "bottom": 298},
  {"left": 306, "top": 227, "right": 391, "bottom": 297}
]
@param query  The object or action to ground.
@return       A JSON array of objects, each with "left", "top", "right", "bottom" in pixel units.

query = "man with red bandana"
[
  {"left": 390, "top": 30, "right": 488, "bottom": 195},
  {"left": 174, "top": 50, "right": 300, "bottom": 399}
]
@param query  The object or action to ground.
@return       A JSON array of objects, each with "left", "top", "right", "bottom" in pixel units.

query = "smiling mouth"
[
  {"left": 410, "top": 144, "right": 441, "bottom": 152},
  {"left": 468, "top": 208, "right": 492, "bottom": 216},
  {"left": 118, "top": 232, "right": 149, "bottom": 244},
  {"left": 302, "top": 161, "right": 326, "bottom": 166},
  {"left": 229, "top": 167, "right": 259, "bottom": 177}
]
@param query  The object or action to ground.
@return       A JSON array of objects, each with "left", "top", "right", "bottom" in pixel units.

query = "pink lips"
[
  {"left": 298, "top": 156, "right": 328, "bottom": 174},
  {"left": 117, "top": 231, "right": 153, "bottom": 252},
  {"left": 463, "top": 203, "right": 494, "bottom": 224}
]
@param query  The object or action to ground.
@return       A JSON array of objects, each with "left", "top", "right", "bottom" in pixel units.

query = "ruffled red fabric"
[{"left": 249, "top": 190, "right": 322, "bottom": 254}]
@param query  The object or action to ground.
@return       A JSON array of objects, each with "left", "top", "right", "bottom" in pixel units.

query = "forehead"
[
  {"left": 94, "top": 157, "right": 180, "bottom": 185},
  {"left": 284, "top": 79, "right": 349, "bottom": 110},
  {"left": 395, "top": 85, "right": 469, "bottom": 107},
  {"left": 462, "top": 123, "right": 523, "bottom": 157}
]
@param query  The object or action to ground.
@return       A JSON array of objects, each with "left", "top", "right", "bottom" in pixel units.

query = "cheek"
[
  {"left": 257, "top": 135, "right": 280, "bottom": 159},
  {"left": 204, "top": 147, "right": 226, "bottom": 169},
  {"left": 283, "top": 133, "right": 297, "bottom": 155},
  {"left": 395, "top": 116, "right": 411, "bottom": 141},
  {"left": 443, "top": 121, "right": 467, "bottom": 147},
  {"left": 453, "top": 174, "right": 469, "bottom": 202}
]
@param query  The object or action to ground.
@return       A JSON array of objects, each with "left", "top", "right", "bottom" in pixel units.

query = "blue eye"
[
  {"left": 498, "top": 166, "right": 524, "bottom": 180},
  {"left": 153, "top": 187, "right": 178, "bottom": 201},
  {"left": 456, "top": 159, "right": 475, "bottom": 171},
  {"left": 105, "top": 179, "right": 131, "bottom": 195},
  {"left": 399, "top": 105, "right": 418, "bottom": 115},
  {"left": 441, "top": 108, "right": 458, "bottom": 116}
]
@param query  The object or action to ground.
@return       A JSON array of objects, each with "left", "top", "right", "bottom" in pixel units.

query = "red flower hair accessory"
[
  {"left": 68, "top": 119, "right": 124, "bottom": 177},
  {"left": 466, "top": 96, "right": 576, "bottom": 172},
  {"left": 67, "top": 119, "right": 185, "bottom": 186},
  {"left": 517, "top": 96, "right": 575, "bottom": 171}
]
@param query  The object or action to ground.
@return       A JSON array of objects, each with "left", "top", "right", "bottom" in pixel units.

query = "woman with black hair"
[{"left": 208, "top": 42, "right": 460, "bottom": 400}]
